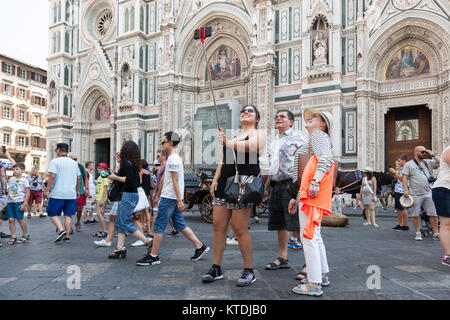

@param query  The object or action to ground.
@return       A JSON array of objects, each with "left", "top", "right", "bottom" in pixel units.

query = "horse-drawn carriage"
[{"left": 184, "top": 168, "right": 215, "bottom": 224}]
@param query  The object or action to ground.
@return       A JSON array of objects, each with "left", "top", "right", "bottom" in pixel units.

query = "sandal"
[
  {"left": 75, "top": 223, "right": 82, "bottom": 232},
  {"left": 17, "top": 236, "right": 28, "bottom": 243},
  {"left": 295, "top": 264, "right": 307, "bottom": 280},
  {"left": 7, "top": 237, "right": 17, "bottom": 245},
  {"left": 265, "top": 257, "right": 290, "bottom": 270},
  {"left": 301, "top": 274, "right": 330, "bottom": 287},
  {"left": 94, "top": 231, "right": 104, "bottom": 237},
  {"left": 292, "top": 283, "right": 323, "bottom": 296}
]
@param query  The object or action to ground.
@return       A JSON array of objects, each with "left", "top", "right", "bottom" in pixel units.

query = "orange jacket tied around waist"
[{"left": 298, "top": 154, "right": 335, "bottom": 240}]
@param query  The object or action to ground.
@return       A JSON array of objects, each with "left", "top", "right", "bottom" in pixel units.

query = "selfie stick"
[{"left": 194, "top": 25, "right": 221, "bottom": 132}]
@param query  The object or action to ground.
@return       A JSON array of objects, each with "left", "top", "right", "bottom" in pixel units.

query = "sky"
[{"left": 0, "top": 0, "right": 48, "bottom": 69}]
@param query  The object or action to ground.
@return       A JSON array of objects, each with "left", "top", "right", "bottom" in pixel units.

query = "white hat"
[
  {"left": 399, "top": 195, "right": 414, "bottom": 208},
  {"left": 363, "top": 167, "right": 374, "bottom": 173},
  {"left": 303, "top": 108, "right": 334, "bottom": 134},
  {"left": 154, "top": 160, "right": 161, "bottom": 165}
]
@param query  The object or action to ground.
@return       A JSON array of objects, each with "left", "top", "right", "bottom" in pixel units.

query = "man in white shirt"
[
  {"left": 44, "top": 143, "right": 80, "bottom": 243},
  {"left": 137, "top": 132, "right": 209, "bottom": 266}
]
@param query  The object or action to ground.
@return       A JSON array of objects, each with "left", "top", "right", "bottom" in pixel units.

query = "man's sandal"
[
  {"left": 265, "top": 257, "right": 290, "bottom": 270},
  {"left": 295, "top": 264, "right": 307, "bottom": 280},
  {"left": 17, "top": 236, "right": 28, "bottom": 244},
  {"left": 292, "top": 283, "right": 323, "bottom": 296},
  {"left": 7, "top": 237, "right": 17, "bottom": 245},
  {"left": 75, "top": 223, "right": 82, "bottom": 232}
]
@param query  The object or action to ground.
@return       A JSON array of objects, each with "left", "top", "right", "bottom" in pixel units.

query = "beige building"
[
  {"left": 0, "top": 54, "right": 48, "bottom": 175},
  {"left": 46, "top": 0, "right": 450, "bottom": 171}
]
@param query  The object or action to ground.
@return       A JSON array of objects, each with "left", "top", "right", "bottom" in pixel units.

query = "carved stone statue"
[
  {"left": 121, "top": 76, "right": 132, "bottom": 103},
  {"left": 313, "top": 33, "right": 328, "bottom": 65},
  {"left": 49, "top": 84, "right": 57, "bottom": 111}
]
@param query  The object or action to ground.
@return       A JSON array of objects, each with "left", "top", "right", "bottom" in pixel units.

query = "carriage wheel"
[
  {"left": 255, "top": 203, "right": 268, "bottom": 217},
  {"left": 199, "top": 194, "right": 213, "bottom": 224}
]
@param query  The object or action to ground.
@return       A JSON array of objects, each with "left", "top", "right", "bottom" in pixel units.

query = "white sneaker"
[
  {"left": 433, "top": 233, "right": 440, "bottom": 240},
  {"left": 131, "top": 240, "right": 145, "bottom": 247},
  {"left": 226, "top": 237, "right": 239, "bottom": 246},
  {"left": 94, "top": 239, "right": 112, "bottom": 247},
  {"left": 415, "top": 232, "right": 423, "bottom": 241}
]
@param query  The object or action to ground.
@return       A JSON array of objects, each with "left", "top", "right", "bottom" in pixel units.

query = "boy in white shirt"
[{"left": 136, "top": 131, "right": 209, "bottom": 266}]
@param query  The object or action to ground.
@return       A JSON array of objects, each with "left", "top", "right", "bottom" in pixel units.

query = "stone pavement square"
[{"left": 0, "top": 209, "right": 449, "bottom": 300}]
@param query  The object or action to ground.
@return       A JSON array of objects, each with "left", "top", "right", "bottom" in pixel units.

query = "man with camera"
[
  {"left": 402, "top": 146, "right": 440, "bottom": 241},
  {"left": 26, "top": 167, "right": 45, "bottom": 218}
]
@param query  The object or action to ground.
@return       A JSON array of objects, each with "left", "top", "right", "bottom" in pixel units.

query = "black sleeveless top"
[{"left": 215, "top": 136, "right": 260, "bottom": 198}]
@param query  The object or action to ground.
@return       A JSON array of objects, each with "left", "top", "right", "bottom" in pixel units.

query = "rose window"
[{"left": 96, "top": 10, "right": 113, "bottom": 37}]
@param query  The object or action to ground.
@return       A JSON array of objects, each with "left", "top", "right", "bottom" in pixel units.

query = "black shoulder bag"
[{"left": 223, "top": 147, "right": 264, "bottom": 205}]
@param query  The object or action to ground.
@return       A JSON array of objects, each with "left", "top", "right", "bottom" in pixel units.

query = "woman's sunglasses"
[{"left": 240, "top": 108, "right": 255, "bottom": 114}]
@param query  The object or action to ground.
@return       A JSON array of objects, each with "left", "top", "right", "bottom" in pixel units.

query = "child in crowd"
[
  {"left": 83, "top": 161, "right": 97, "bottom": 224},
  {"left": 94, "top": 163, "right": 110, "bottom": 237},
  {"left": 333, "top": 187, "right": 345, "bottom": 214},
  {"left": 6, "top": 164, "right": 30, "bottom": 245}
]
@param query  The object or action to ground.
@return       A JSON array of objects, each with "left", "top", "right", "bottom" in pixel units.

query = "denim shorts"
[
  {"left": 432, "top": 187, "right": 450, "bottom": 218},
  {"left": 46, "top": 198, "right": 77, "bottom": 217},
  {"left": 115, "top": 192, "right": 139, "bottom": 234},
  {"left": 154, "top": 198, "right": 187, "bottom": 234},
  {"left": 6, "top": 202, "right": 25, "bottom": 219}
]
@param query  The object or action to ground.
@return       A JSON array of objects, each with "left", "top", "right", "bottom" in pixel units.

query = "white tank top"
[{"left": 433, "top": 146, "right": 450, "bottom": 190}]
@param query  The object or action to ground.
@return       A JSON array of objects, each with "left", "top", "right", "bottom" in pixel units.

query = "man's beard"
[{"left": 417, "top": 154, "right": 425, "bottom": 160}]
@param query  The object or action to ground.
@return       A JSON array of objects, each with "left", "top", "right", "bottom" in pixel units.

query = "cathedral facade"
[{"left": 46, "top": 0, "right": 450, "bottom": 171}]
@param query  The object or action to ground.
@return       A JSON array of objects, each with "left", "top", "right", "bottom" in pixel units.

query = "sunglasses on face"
[
  {"left": 420, "top": 150, "right": 428, "bottom": 154},
  {"left": 161, "top": 140, "right": 168, "bottom": 146},
  {"left": 240, "top": 108, "right": 255, "bottom": 114},
  {"left": 307, "top": 114, "right": 321, "bottom": 121}
]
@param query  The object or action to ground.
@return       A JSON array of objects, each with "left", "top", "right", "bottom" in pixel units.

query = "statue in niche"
[
  {"left": 120, "top": 63, "right": 132, "bottom": 103},
  {"left": 49, "top": 82, "right": 57, "bottom": 111},
  {"left": 313, "top": 33, "right": 328, "bottom": 65},
  {"left": 181, "top": 131, "right": 193, "bottom": 164}
]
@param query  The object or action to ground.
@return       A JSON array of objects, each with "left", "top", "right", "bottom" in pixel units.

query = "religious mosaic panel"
[
  {"left": 206, "top": 45, "right": 241, "bottom": 81},
  {"left": 95, "top": 101, "right": 111, "bottom": 121},
  {"left": 385, "top": 46, "right": 431, "bottom": 80}
]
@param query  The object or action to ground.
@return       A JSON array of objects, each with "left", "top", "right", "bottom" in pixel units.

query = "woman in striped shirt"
[{"left": 288, "top": 109, "right": 334, "bottom": 297}]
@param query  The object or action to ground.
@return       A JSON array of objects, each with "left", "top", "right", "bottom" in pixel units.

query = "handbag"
[
  {"left": 223, "top": 148, "right": 264, "bottom": 205},
  {"left": 133, "top": 187, "right": 150, "bottom": 212},
  {"left": 108, "top": 180, "right": 123, "bottom": 202}
]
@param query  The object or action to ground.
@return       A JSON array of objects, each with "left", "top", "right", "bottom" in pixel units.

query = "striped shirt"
[{"left": 288, "top": 130, "right": 333, "bottom": 199}]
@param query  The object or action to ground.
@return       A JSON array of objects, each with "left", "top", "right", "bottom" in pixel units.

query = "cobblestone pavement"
[{"left": 0, "top": 208, "right": 448, "bottom": 300}]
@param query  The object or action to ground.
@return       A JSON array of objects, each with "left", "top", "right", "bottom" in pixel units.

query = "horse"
[{"left": 334, "top": 170, "right": 395, "bottom": 195}]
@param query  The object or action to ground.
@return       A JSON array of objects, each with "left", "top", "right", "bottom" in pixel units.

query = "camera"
[
  {"left": 100, "top": 170, "right": 111, "bottom": 178},
  {"left": 32, "top": 182, "right": 39, "bottom": 187},
  {"left": 428, "top": 176, "right": 437, "bottom": 184}
]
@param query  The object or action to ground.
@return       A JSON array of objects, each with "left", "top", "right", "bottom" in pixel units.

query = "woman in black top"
[
  {"left": 107, "top": 141, "right": 151, "bottom": 259},
  {"left": 202, "top": 105, "right": 266, "bottom": 287},
  {"left": 139, "top": 159, "right": 152, "bottom": 235}
]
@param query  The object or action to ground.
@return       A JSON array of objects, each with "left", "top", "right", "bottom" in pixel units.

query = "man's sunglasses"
[
  {"left": 240, "top": 108, "right": 255, "bottom": 114},
  {"left": 420, "top": 150, "right": 428, "bottom": 154}
]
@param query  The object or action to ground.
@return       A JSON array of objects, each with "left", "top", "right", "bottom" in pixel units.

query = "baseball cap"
[{"left": 96, "top": 163, "right": 108, "bottom": 170}]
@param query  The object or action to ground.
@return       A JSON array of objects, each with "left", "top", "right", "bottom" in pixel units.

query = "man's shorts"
[
  {"left": 76, "top": 194, "right": 87, "bottom": 208},
  {"left": 268, "top": 183, "right": 299, "bottom": 232},
  {"left": 46, "top": 198, "right": 77, "bottom": 217},
  {"left": 407, "top": 194, "right": 437, "bottom": 217},
  {"left": 6, "top": 202, "right": 25, "bottom": 220},
  {"left": 432, "top": 187, "right": 450, "bottom": 218},
  {"left": 28, "top": 190, "right": 43, "bottom": 206},
  {"left": 153, "top": 198, "right": 187, "bottom": 234},
  {"left": 394, "top": 192, "right": 405, "bottom": 210}
]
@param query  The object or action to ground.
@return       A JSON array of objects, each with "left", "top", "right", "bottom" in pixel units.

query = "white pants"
[{"left": 299, "top": 206, "right": 329, "bottom": 284}]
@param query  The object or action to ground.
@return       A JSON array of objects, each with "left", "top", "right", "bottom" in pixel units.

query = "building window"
[
  {"left": 19, "top": 69, "right": 27, "bottom": 79},
  {"left": 4, "top": 64, "right": 11, "bottom": 75},
  {"left": 3, "top": 106, "right": 11, "bottom": 119},
  {"left": 65, "top": 0, "right": 70, "bottom": 22},
  {"left": 19, "top": 88, "right": 26, "bottom": 99},
  {"left": 64, "top": 66, "right": 69, "bottom": 86},
  {"left": 33, "top": 157, "right": 40, "bottom": 170},
  {"left": 97, "top": 10, "right": 113, "bottom": 37},
  {"left": 19, "top": 110, "right": 26, "bottom": 122},
  {"left": 65, "top": 30, "right": 70, "bottom": 53},
  {"left": 124, "top": 8, "right": 129, "bottom": 33},
  {"left": 130, "top": 7, "right": 135, "bottom": 31},
  {"left": 3, "top": 133, "right": 11, "bottom": 146},
  {"left": 34, "top": 115, "right": 41, "bottom": 126},
  {"left": 63, "top": 95, "right": 69, "bottom": 116},
  {"left": 5, "top": 84, "right": 12, "bottom": 96},
  {"left": 32, "top": 136, "right": 41, "bottom": 148},
  {"left": 18, "top": 136, "right": 26, "bottom": 147}
]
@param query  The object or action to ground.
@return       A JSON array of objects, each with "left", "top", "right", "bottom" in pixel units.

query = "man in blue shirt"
[{"left": 44, "top": 143, "right": 80, "bottom": 243}]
